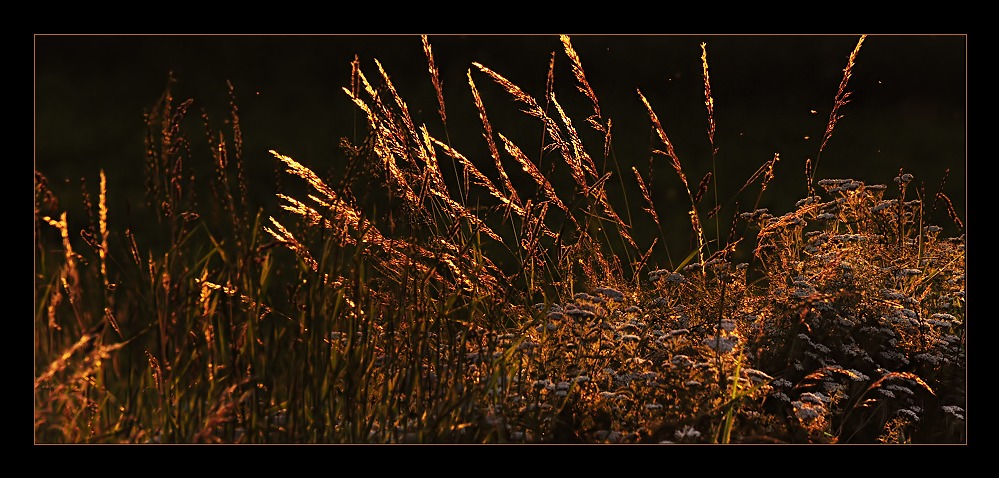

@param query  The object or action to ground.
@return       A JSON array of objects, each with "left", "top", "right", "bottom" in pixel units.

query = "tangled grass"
[{"left": 34, "top": 35, "right": 965, "bottom": 444}]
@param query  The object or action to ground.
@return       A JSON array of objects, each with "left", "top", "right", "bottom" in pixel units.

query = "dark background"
[{"left": 34, "top": 34, "right": 966, "bottom": 256}]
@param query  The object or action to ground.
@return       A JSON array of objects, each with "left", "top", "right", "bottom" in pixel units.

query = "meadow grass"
[{"left": 33, "top": 35, "right": 965, "bottom": 444}]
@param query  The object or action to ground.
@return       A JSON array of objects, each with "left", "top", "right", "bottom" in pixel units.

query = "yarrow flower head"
[
  {"left": 942, "top": 405, "right": 965, "bottom": 420},
  {"left": 671, "top": 355, "right": 693, "bottom": 368},
  {"left": 771, "top": 391, "right": 790, "bottom": 402},
  {"left": 620, "top": 334, "right": 641, "bottom": 343},
  {"left": 594, "top": 286, "right": 625, "bottom": 302},
  {"left": 817, "top": 178, "right": 853, "bottom": 187},
  {"left": 881, "top": 289, "right": 907, "bottom": 301},
  {"left": 703, "top": 335, "right": 738, "bottom": 354},
  {"left": 873, "top": 199, "right": 897, "bottom": 212},
  {"left": 795, "top": 196, "right": 822, "bottom": 207},
  {"left": 745, "top": 368, "right": 773, "bottom": 384},
  {"left": 565, "top": 308, "right": 596, "bottom": 319},
  {"left": 799, "top": 392, "right": 829, "bottom": 405},
  {"left": 898, "top": 408, "right": 920, "bottom": 421},
  {"left": 648, "top": 269, "right": 669, "bottom": 281},
  {"left": 792, "top": 401, "right": 822, "bottom": 421},
  {"left": 675, "top": 425, "right": 701, "bottom": 440}
]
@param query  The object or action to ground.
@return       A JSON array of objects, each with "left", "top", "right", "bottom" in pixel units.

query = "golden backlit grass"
[{"left": 34, "top": 35, "right": 965, "bottom": 444}]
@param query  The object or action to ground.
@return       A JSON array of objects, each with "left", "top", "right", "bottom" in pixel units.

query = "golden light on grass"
[
  {"left": 701, "top": 42, "right": 716, "bottom": 146},
  {"left": 98, "top": 170, "right": 108, "bottom": 289},
  {"left": 598, "top": 192, "right": 639, "bottom": 252},
  {"left": 936, "top": 192, "right": 964, "bottom": 230},
  {"left": 638, "top": 89, "right": 704, "bottom": 263},
  {"left": 738, "top": 153, "right": 781, "bottom": 200},
  {"left": 198, "top": 278, "right": 282, "bottom": 323},
  {"left": 468, "top": 70, "right": 522, "bottom": 209},
  {"left": 35, "top": 334, "right": 93, "bottom": 387},
  {"left": 422, "top": 35, "right": 448, "bottom": 129},
  {"left": 104, "top": 307, "right": 121, "bottom": 338},
  {"left": 472, "top": 62, "right": 570, "bottom": 165},
  {"left": 419, "top": 124, "right": 449, "bottom": 194},
  {"left": 263, "top": 216, "right": 319, "bottom": 272},
  {"left": 374, "top": 59, "right": 421, "bottom": 163},
  {"left": 42, "top": 212, "right": 80, "bottom": 330},
  {"left": 472, "top": 62, "right": 541, "bottom": 114},
  {"left": 559, "top": 34, "right": 601, "bottom": 119},
  {"left": 500, "top": 132, "right": 569, "bottom": 216},
  {"left": 430, "top": 135, "right": 525, "bottom": 223},
  {"left": 551, "top": 93, "right": 598, "bottom": 185},
  {"left": 632, "top": 166, "right": 661, "bottom": 229},
  {"left": 813, "top": 34, "right": 867, "bottom": 186},
  {"left": 43, "top": 212, "right": 74, "bottom": 274},
  {"left": 34, "top": 35, "right": 964, "bottom": 444},
  {"left": 637, "top": 90, "right": 690, "bottom": 195},
  {"left": 701, "top": 42, "right": 722, "bottom": 242}
]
